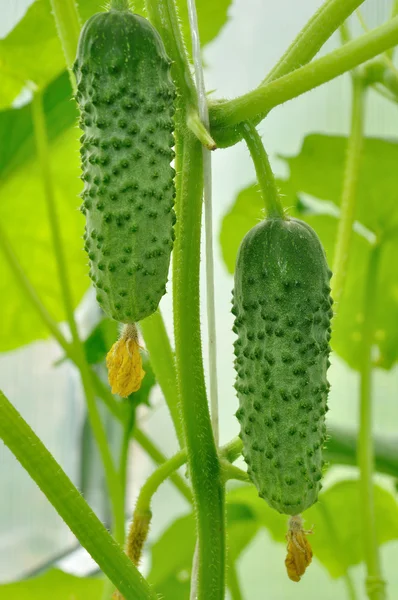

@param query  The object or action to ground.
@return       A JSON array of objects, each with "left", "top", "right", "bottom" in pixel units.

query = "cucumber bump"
[
  {"left": 233, "top": 217, "right": 333, "bottom": 516},
  {"left": 74, "top": 6, "right": 176, "bottom": 324}
]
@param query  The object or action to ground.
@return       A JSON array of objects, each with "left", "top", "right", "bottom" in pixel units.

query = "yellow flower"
[
  {"left": 285, "top": 515, "right": 313, "bottom": 582},
  {"left": 106, "top": 324, "right": 145, "bottom": 397}
]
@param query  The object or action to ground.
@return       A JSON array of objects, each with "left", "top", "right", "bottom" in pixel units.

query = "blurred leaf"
[
  {"left": 307, "top": 480, "right": 398, "bottom": 578},
  {"left": 0, "top": 0, "right": 231, "bottom": 109},
  {"left": 148, "top": 513, "right": 196, "bottom": 588},
  {"left": 281, "top": 134, "right": 398, "bottom": 235},
  {"left": 228, "top": 480, "right": 398, "bottom": 580},
  {"left": 0, "top": 72, "right": 76, "bottom": 180},
  {"left": 148, "top": 500, "right": 259, "bottom": 597},
  {"left": 0, "top": 78, "right": 89, "bottom": 351},
  {"left": 0, "top": 569, "right": 102, "bottom": 599},
  {"left": 0, "top": 0, "right": 100, "bottom": 108},
  {"left": 83, "top": 318, "right": 119, "bottom": 365}
]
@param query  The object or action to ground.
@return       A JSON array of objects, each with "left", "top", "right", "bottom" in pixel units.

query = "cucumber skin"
[
  {"left": 233, "top": 218, "right": 333, "bottom": 515},
  {"left": 74, "top": 10, "right": 176, "bottom": 323}
]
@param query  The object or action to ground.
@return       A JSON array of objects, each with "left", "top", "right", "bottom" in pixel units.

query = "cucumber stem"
[
  {"left": 240, "top": 122, "right": 285, "bottom": 219},
  {"left": 110, "top": 0, "right": 130, "bottom": 10},
  {"left": 332, "top": 75, "right": 365, "bottom": 305},
  {"left": 358, "top": 244, "right": 385, "bottom": 600}
]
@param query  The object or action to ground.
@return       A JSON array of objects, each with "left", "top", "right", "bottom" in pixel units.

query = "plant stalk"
[
  {"left": 0, "top": 390, "right": 155, "bottom": 600},
  {"left": 187, "top": 0, "right": 220, "bottom": 445},
  {"left": 332, "top": 76, "right": 365, "bottom": 305},
  {"left": 240, "top": 122, "right": 285, "bottom": 219},
  {"left": 173, "top": 123, "right": 225, "bottom": 599},
  {"left": 358, "top": 245, "right": 385, "bottom": 600},
  {"left": 210, "top": 17, "right": 398, "bottom": 131}
]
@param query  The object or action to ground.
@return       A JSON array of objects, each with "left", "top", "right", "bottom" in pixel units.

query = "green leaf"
[
  {"left": 148, "top": 500, "right": 260, "bottom": 597},
  {"left": 0, "top": 0, "right": 102, "bottom": 108},
  {"left": 83, "top": 318, "right": 119, "bottom": 364},
  {"left": 228, "top": 480, "right": 398, "bottom": 580},
  {"left": 0, "top": 0, "right": 231, "bottom": 109},
  {"left": 0, "top": 74, "right": 89, "bottom": 352},
  {"left": 281, "top": 134, "right": 398, "bottom": 236},
  {"left": 0, "top": 72, "right": 76, "bottom": 181},
  {"left": 0, "top": 569, "right": 102, "bottom": 600}
]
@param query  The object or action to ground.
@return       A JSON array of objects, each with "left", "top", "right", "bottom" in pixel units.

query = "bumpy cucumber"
[
  {"left": 233, "top": 217, "right": 333, "bottom": 515},
  {"left": 74, "top": 7, "right": 176, "bottom": 323}
]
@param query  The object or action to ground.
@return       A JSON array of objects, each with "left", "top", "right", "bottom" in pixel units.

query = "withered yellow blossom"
[
  {"left": 285, "top": 515, "right": 313, "bottom": 582},
  {"left": 106, "top": 324, "right": 145, "bottom": 397}
]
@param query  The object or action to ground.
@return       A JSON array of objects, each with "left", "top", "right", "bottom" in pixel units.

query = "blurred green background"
[{"left": 1, "top": 0, "right": 398, "bottom": 598}]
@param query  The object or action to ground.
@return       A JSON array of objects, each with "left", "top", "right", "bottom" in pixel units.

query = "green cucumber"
[
  {"left": 73, "top": 6, "right": 176, "bottom": 323},
  {"left": 233, "top": 217, "right": 333, "bottom": 515}
]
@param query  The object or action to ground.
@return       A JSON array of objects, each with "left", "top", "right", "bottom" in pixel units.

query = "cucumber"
[
  {"left": 233, "top": 217, "right": 333, "bottom": 515},
  {"left": 73, "top": 6, "right": 176, "bottom": 324}
]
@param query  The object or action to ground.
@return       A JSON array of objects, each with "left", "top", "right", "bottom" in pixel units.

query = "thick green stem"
[
  {"left": 173, "top": 123, "right": 225, "bottom": 599},
  {"left": 187, "top": 0, "right": 220, "bottom": 445},
  {"left": 49, "top": 0, "right": 81, "bottom": 91},
  {"left": 0, "top": 390, "right": 155, "bottom": 600},
  {"left": 264, "top": 0, "right": 365, "bottom": 83},
  {"left": 240, "top": 122, "right": 285, "bottom": 219},
  {"left": 210, "top": 17, "right": 398, "bottom": 131},
  {"left": 139, "top": 310, "right": 183, "bottom": 447},
  {"left": 332, "top": 76, "right": 365, "bottom": 304},
  {"left": 31, "top": 90, "right": 125, "bottom": 545},
  {"left": 358, "top": 245, "right": 385, "bottom": 600}
]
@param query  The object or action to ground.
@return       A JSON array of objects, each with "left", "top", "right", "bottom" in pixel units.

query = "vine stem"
[
  {"left": 331, "top": 76, "right": 365, "bottom": 305},
  {"left": 31, "top": 89, "right": 125, "bottom": 545},
  {"left": 49, "top": 0, "right": 81, "bottom": 92},
  {"left": 187, "top": 0, "right": 220, "bottom": 445},
  {"left": 240, "top": 122, "right": 285, "bottom": 219},
  {"left": 358, "top": 245, "right": 385, "bottom": 600},
  {"left": 210, "top": 17, "right": 398, "bottom": 130},
  {"left": 0, "top": 390, "right": 155, "bottom": 600},
  {"left": 173, "top": 122, "right": 225, "bottom": 600}
]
